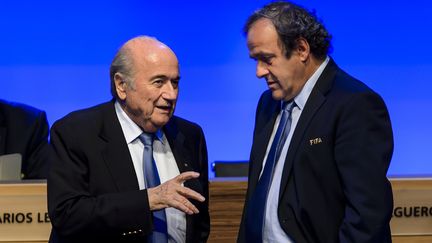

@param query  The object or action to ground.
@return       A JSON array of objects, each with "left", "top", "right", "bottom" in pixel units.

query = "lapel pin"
[{"left": 309, "top": 137, "right": 323, "bottom": 145}]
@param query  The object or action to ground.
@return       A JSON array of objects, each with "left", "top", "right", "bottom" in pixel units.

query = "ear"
[
  {"left": 114, "top": 73, "right": 127, "bottom": 101},
  {"left": 295, "top": 38, "right": 310, "bottom": 62}
]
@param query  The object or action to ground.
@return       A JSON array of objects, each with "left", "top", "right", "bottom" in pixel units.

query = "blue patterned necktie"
[
  {"left": 139, "top": 133, "right": 168, "bottom": 243},
  {"left": 244, "top": 101, "right": 296, "bottom": 242}
]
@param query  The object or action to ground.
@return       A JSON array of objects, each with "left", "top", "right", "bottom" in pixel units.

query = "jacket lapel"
[
  {"left": 279, "top": 59, "right": 338, "bottom": 200},
  {"left": 99, "top": 102, "right": 140, "bottom": 192},
  {"left": 249, "top": 95, "right": 280, "bottom": 193},
  {"left": 163, "top": 117, "right": 201, "bottom": 242},
  {"left": 164, "top": 118, "right": 193, "bottom": 174}
]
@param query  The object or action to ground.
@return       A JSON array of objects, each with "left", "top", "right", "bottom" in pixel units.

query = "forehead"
[
  {"left": 247, "top": 18, "right": 281, "bottom": 55},
  {"left": 133, "top": 47, "right": 179, "bottom": 78}
]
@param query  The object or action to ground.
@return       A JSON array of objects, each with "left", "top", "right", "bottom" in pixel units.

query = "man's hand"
[{"left": 147, "top": 171, "right": 205, "bottom": 215}]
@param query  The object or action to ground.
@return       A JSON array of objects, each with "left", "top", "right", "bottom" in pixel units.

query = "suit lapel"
[
  {"left": 278, "top": 89, "right": 326, "bottom": 200},
  {"left": 249, "top": 95, "right": 280, "bottom": 193},
  {"left": 164, "top": 119, "right": 193, "bottom": 174},
  {"left": 99, "top": 102, "right": 140, "bottom": 192},
  {"left": 163, "top": 118, "right": 200, "bottom": 198},
  {"left": 279, "top": 59, "right": 338, "bottom": 200},
  {"left": 163, "top": 118, "right": 201, "bottom": 242}
]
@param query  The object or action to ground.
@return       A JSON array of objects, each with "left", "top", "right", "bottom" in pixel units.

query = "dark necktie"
[
  {"left": 139, "top": 133, "right": 168, "bottom": 243},
  {"left": 244, "top": 101, "right": 295, "bottom": 242}
]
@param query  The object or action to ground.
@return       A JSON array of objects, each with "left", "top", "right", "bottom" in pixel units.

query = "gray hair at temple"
[
  {"left": 244, "top": 1, "right": 332, "bottom": 60},
  {"left": 109, "top": 36, "right": 159, "bottom": 100}
]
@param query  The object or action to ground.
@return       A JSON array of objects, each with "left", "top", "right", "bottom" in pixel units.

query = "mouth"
[
  {"left": 155, "top": 104, "right": 173, "bottom": 113},
  {"left": 266, "top": 79, "right": 279, "bottom": 89}
]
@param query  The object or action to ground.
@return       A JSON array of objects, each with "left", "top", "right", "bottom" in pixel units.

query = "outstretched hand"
[{"left": 147, "top": 171, "right": 205, "bottom": 215}]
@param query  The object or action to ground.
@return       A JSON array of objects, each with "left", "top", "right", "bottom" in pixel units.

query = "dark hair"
[{"left": 244, "top": 1, "right": 332, "bottom": 59}]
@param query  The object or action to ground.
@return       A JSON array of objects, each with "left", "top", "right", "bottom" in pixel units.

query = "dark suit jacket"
[
  {"left": 238, "top": 59, "right": 394, "bottom": 243},
  {"left": 0, "top": 99, "right": 50, "bottom": 179},
  {"left": 48, "top": 101, "right": 210, "bottom": 243}
]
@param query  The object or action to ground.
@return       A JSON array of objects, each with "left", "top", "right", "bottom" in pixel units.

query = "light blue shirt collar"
[{"left": 114, "top": 101, "right": 164, "bottom": 144}]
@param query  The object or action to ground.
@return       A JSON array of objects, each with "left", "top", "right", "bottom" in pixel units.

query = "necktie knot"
[
  {"left": 139, "top": 133, "right": 154, "bottom": 147},
  {"left": 282, "top": 101, "right": 295, "bottom": 112}
]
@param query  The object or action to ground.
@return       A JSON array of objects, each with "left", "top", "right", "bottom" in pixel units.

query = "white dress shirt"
[
  {"left": 115, "top": 102, "right": 186, "bottom": 243},
  {"left": 262, "top": 57, "right": 330, "bottom": 243}
]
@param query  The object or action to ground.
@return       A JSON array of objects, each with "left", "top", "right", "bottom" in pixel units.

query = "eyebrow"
[
  {"left": 250, "top": 52, "right": 275, "bottom": 60},
  {"left": 150, "top": 74, "right": 181, "bottom": 81}
]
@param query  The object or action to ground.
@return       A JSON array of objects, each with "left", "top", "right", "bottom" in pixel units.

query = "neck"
[{"left": 304, "top": 55, "right": 325, "bottom": 81}]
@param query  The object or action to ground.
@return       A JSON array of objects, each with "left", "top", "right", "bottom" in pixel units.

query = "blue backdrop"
[{"left": 2, "top": 0, "right": 431, "bottom": 177}]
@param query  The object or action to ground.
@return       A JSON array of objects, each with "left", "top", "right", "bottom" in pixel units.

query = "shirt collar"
[
  {"left": 290, "top": 56, "right": 330, "bottom": 110},
  {"left": 114, "top": 101, "right": 164, "bottom": 144}
]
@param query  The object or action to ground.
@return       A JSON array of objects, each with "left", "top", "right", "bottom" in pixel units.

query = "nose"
[
  {"left": 256, "top": 61, "right": 269, "bottom": 78},
  {"left": 161, "top": 82, "right": 178, "bottom": 101}
]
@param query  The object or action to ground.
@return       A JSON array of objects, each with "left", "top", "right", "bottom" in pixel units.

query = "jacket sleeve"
[{"left": 336, "top": 91, "right": 394, "bottom": 243}]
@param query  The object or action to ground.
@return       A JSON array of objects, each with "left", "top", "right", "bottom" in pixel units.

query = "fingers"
[
  {"left": 168, "top": 182, "right": 205, "bottom": 215},
  {"left": 171, "top": 194, "right": 200, "bottom": 215},
  {"left": 175, "top": 171, "right": 200, "bottom": 183},
  {"left": 147, "top": 171, "right": 205, "bottom": 215},
  {"left": 178, "top": 186, "right": 205, "bottom": 202}
]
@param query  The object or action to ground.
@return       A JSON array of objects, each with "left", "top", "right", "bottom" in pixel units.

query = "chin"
[
  {"left": 271, "top": 90, "right": 285, "bottom": 101},
  {"left": 152, "top": 117, "right": 171, "bottom": 128}
]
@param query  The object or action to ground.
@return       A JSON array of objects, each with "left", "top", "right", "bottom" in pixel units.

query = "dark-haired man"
[
  {"left": 238, "top": 1, "right": 394, "bottom": 242},
  {"left": 48, "top": 36, "right": 210, "bottom": 242},
  {"left": 0, "top": 99, "right": 51, "bottom": 179}
]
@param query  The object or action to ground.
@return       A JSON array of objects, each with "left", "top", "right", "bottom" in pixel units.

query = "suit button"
[{"left": 282, "top": 218, "right": 288, "bottom": 223}]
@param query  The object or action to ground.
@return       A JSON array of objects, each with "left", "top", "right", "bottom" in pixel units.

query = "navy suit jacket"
[
  {"left": 48, "top": 101, "right": 210, "bottom": 243},
  {"left": 0, "top": 99, "right": 50, "bottom": 179},
  {"left": 238, "top": 59, "right": 394, "bottom": 243}
]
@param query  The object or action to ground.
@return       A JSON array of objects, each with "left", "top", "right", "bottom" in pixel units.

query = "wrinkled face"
[
  {"left": 116, "top": 44, "right": 180, "bottom": 133},
  {"left": 247, "top": 18, "right": 307, "bottom": 101}
]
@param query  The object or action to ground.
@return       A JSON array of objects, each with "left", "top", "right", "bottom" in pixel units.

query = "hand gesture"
[{"left": 147, "top": 171, "right": 205, "bottom": 215}]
